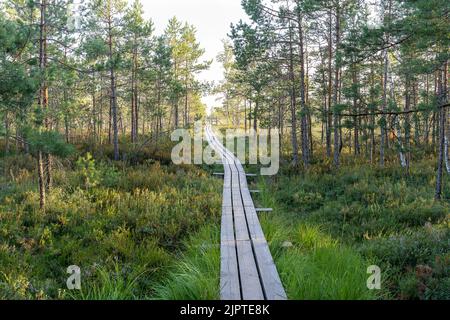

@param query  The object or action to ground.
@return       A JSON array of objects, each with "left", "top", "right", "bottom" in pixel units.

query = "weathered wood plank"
[
  {"left": 221, "top": 212, "right": 234, "bottom": 241},
  {"left": 222, "top": 188, "right": 232, "bottom": 207},
  {"left": 236, "top": 240, "right": 265, "bottom": 300},
  {"left": 233, "top": 207, "right": 250, "bottom": 241},
  {"left": 243, "top": 206, "right": 266, "bottom": 241},
  {"left": 241, "top": 188, "right": 254, "bottom": 207},
  {"left": 238, "top": 176, "right": 248, "bottom": 189},
  {"left": 232, "top": 187, "right": 242, "bottom": 207},
  {"left": 252, "top": 240, "right": 287, "bottom": 300},
  {"left": 220, "top": 241, "right": 241, "bottom": 300},
  {"left": 223, "top": 175, "right": 231, "bottom": 188}
]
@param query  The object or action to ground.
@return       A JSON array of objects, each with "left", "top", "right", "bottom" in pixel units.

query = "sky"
[{"left": 140, "top": 0, "right": 249, "bottom": 112}]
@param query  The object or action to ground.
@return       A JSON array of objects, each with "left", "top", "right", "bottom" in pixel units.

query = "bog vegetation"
[{"left": 0, "top": 0, "right": 449, "bottom": 300}]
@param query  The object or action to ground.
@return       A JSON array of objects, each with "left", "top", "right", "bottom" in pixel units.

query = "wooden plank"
[
  {"left": 221, "top": 211, "right": 234, "bottom": 242},
  {"left": 256, "top": 208, "right": 273, "bottom": 213},
  {"left": 222, "top": 188, "right": 232, "bottom": 207},
  {"left": 223, "top": 175, "right": 231, "bottom": 188},
  {"left": 233, "top": 207, "right": 250, "bottom": 241},
  {"left": 252, "top": 240, "right": 287, "bottom": 300},
  {"left": 220, "top": 241, "right": 241, "bottom": 300},
  {"left": 243, "top": 206, "right": 266, "bottom": 241},
  {"left": 236, "top": 240, "right": 265, "bottom": 300},
  {"left": 232, "top": 187, "right": 242, "bottom": 207},
  {"left": 241, "top": 188, "right": 254, "bottom": 207},
  {"left": 238, "top": 176, "right": 248, "bottom": 189},
  {"left": 222, "top": 205, "right": 233, "bottom": 215}
]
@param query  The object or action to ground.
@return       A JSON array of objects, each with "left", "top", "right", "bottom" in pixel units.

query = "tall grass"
[
  {"left": 72, "top": 263, "right": 145, "bottom": 300},
  {"left": 153, "top": 225, "right": 220, "bottom": 300},
  {"left": 0, "top": 144, "right": 221, "bottom": 300},
  {"left": 255, "top": 156, "right": 449, "bottom": 300},
  {"left": 258, "top": 212, "right": 376, "bottom": 300}
]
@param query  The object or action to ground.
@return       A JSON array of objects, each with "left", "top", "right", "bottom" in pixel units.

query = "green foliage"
[
  {"left": 76, "top": 153, "right": 100, "bottom": 189},
  {"left": 153, "top": 224, "right": 220, "bottom": 300},
  {"left": 27, "top": 130, "right": 75, "bottom": 158},
  {"left": 0, "top": 147, "right": 221, "bottom": 300},
  {"left": 257, "top": 213, "right": 375, "bottom": 300},
  {"left": 277, "top": 246, "right": 375, "bottom": 300},
  {"left": 76, "top": 263, "right": 145, "bottom": 300},
  {"left": 257, "top": 155, "right": 449, "bottom": 300}
]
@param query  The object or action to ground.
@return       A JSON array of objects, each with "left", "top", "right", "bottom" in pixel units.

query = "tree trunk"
[
  {"left": 435, "top": 67, "right": 446, "bottom": 200},
  {"left": 352, "top": 64, "right": 360, "bottom": 155},
  {"left": 244, "top": 99, "right": 247, "bottom": 133},
  {"left": 37, "top": 0, "right": 47, "bottom": 209},
  {"left": 326, "top": 9, "right": 333, "bottom": 158},
  {"left": 297, "top": 11, "right": 309, "bottom": 167},
  {"left": 131, "top": 51, "right": 136, "bottom": 143},
  {"left": 404, "top": 76, "right": 411, "bottom": 172},
  {"left": 4, "top": 112, "right": 9, "bottom": 154},
  {"left": 254, "top": 98, "right": 258, "bottom": 132},
  {"left": 380, "top": 0, "right": 392, "bottom": 167},
  {"left": 108, "top": 16, "right": 119, "bottom": 161},
  {"left": 134, "top": 49, "right": 139, "bottom": 141},
  {"left": 288, "top": 23, "right": 299, "bottom": 166},
  {"left": 333, "top": 4, "right": 341, "bottom": 168}
]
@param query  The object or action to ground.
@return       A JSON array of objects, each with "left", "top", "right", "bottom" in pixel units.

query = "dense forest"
[
  {"left": 216, "top": 0, "right": 449, "bottom": 195},
  {"left": 0, "top": 0, "right": 211, "bottom": 210},
  {"left": 0, "top": 0, "right": 449, "bottom": 301}
]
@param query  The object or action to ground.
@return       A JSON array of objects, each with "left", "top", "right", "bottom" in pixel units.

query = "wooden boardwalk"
[{"left": 204, "top": 125, "right": 287, "bottom": 300}]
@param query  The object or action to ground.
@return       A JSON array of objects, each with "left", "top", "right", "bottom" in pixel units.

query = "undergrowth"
[
  {"left": 256, "top": 153, "right": 449, "bottom": 300},
  {"left": 0, "top": 140, "right": 221, "bottom": 299}
]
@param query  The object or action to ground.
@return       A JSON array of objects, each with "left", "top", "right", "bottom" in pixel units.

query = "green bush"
[
  {"left": 358, "top": 227, "right": 449, "bottom": 269},
  {"left": 153, "top": 224, "right": 220, "bottom": 300},
  {"left": 0, "top": 145, "right": 221, "bottom": 300},
  {"left": 257, "top": 156, "right": 449, "bottom": 300}
]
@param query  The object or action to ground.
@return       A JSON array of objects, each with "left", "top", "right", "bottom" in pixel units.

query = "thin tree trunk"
[
  {"left": 37, "top": 0, "right": 47, "bottom": 209},
  {"left": 297, "top": 11, "right": 309, "bottom": 167},
  {"left": 380, "top": 0, "right": 392, "bottom": 167},
  {"left": 333, "top": 4, "right": 341, "bottom": 168},
  {"left": 326, "top": 9, "right": 333, "bottom": 158},
  {"left": 134, "top": 48, "right": 139, "bottom": 140},
  {"left": 352, "top": 64, "right": 360, "bottom": 155},
  {"left": 405, "top": 76, "right": 411, "bottom": 172},
  {"left": 131, "top": 50, "right": 136, "bottom": 143},
  {"left": 288, "top": 23, "right": 299, "bottom": 165},
  {"left": 254, "top": 98, "right": 258, "bottom": 131},
  {"left": 108, "top": 15, "right": 119, "bottom": 161},
  {"left": 435, "top": 67, "right": 446, "bottom": 200},
  {"left": 4, "top": 112, "right": 9, "bottom": 154},
  {"left": 244, "top": 99, "right": 247, "bottom": 133}
]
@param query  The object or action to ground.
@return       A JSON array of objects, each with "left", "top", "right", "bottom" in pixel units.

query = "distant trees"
[
  {"left": 124, "top": 0, "right": 154, "bottom": 143},
  {"left": 165, "top": 17, "right": 210, "bottom": 129}
]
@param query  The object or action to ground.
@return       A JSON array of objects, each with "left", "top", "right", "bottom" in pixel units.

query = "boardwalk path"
[{"left": 204, "top": 125, "right": 287, "bottom": 300}]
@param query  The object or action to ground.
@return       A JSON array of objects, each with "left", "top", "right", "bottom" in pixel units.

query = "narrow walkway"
[{"left": 204, "top": 125, "right": 287, "bottom": 300}]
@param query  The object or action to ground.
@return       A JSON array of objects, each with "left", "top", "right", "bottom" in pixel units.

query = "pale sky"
[{"left": 141, "top": 0, "right": 249, "bottom": 111}]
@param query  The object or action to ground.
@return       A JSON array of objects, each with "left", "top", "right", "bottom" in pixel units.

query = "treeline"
[
  {"left": 0, "top": 0, "right": 210, "bottom": 209},
  {"left": 216, "top": 0, "right": 449, "bottom": 199}
]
